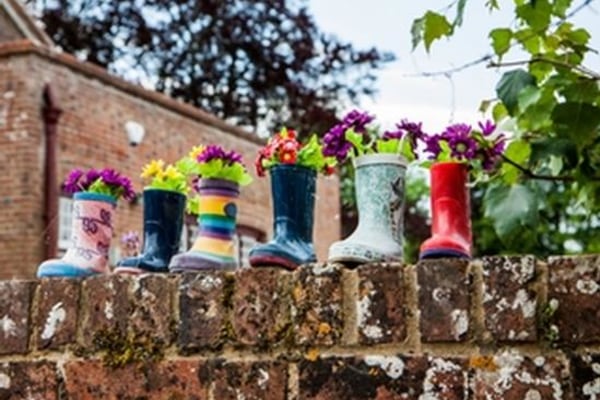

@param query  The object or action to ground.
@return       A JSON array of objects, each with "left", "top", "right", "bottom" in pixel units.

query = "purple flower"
[
  {"left": 383, "top": 119, "right": 425, "bottom": 149},
  {"left": 342, "top": 110, "right": 375, "bottom": 133},
  {"left": 322, "top": 125, "right": 353, "bottom": 163},
  {"left": 478, "top": 134, "right": 507, "bottom": 171},
  {"left": 423, "top": 134, "right": 442, "bottom": 159},
  {"left": 198, "top": 145, "right": 242, "bottom": 166},
  {"left": 478, "top": 120, "right": 496, "bottom": 137},
  {"left": 63, "top": 168, "right": 85, "bottom": 194},
  {"left": 81, "top": 169, "right": 102, "bottom": 189},
  {"left": 442, "top": 123, "right": 478, "bottom": 160}
]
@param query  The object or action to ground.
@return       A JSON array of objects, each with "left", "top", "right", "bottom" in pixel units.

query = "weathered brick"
[
  {"left": 482, "top": 256, "right": 537, "bottom": 342},
  {"left": 548, "top": 255, "right": 600, "bottom": 343},
  {"left": 571, "top": 353, "right": 600, "bottom": 399},
  {"left": 231, "top": 268, "right": 291, "bottom": 348},
  {"left": 35, "top": 278, "right": 80, "bottom": 350},
  {"left": 63, "top": 360, "right": 206, "bottom": 399},
  {"left": 299, "top": 355, "right": 467, "bottom": 399},
  {"left": 130, "top": 274, "right": 175, "bottom": 344},
  {"left": 0, "top": 280, "right": 35, "bottom": 354},
  {"left": 211, "top": 360, "right": 287, "bottom": 400},
  {"left": 417, "top": 259, "right": 470, "bottom": 342},
  {"left": 356, "top": 263, "right": 406, "bottom": 345},
  {"left": 80, "top": 275, "right": 131, "bottom": 347},
  {"left": 0, "top": 361, "right": 58, "bottom": 399},
  {"left": 472, "top": 352, "right": 571, "bottom": 400},
  {"left": 177, "top": 271, "right": 230, "bottom": 353},
  {"left": 293, "top": 263, "right": 343, "bottom": 347}
]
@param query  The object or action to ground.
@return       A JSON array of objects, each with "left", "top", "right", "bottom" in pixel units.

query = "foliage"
[
  {"left": 255, "top": 127, "right": 335, "bottom": 176},
  {"left": 29, "top": 0, "right": 394, "bottom": 135},
  {"left": 140, "top": 159, "right": 188, "bottom": 194},
  {"left": 62, "top": 168, "right": 135, "bottom": 202},
  {"left": 412, "top": 0, "right": 600, "bottom": 255}
]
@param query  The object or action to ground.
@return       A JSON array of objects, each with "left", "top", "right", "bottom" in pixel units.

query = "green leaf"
[
  {"left": 567, "top": 28, "right": 591, "bottom": 46},
  {"left": 484, "top": 183, "right": 539, "bottom": 240},
  {"left": 492, "top": 102, "right": 508, "bottom": 122},
  {"left": 376, "top": 138, "right": 399, "bottom": 154},
  {"left": 517, "top": 86, "right": 541, "bottom": 111},
  {"left": 501, "top": 140, "right": 531, "bottom": 184},
  {"left": 454, "top": 0, "right": 468, "bottom": 27},
  {"left": 423, "top": 11, "right": 452, "bottom": 51},
  {"left": 552, "top": 0, "right": 573, "bottom": 17},
  {"left": 495, "top": 69, "right": 536, "bottom": 115},
  {"left": 479, "top": 99, "right": 492, "bottom": 113},
  {"left": 345, "top": 129, "right": 366, "bottom": 156},
  {"left": 410, "top": 17, "right": 425, "bottom": 50},
  {"left": 489, "top": 28, "right": 512, "bottom": 58},
  {"left": 530, "top": 138, "right": 578, "bottom": 169},
  {"left": 551, "top": 102, "right": 600, "bottom": 147},
  {"left": 514, "top": 28, "right": 542, "bottom": 54},
  {"left": 486, "top": 0, "right": 499, "bottom": 10},
  {"left": 516, "top": 0, "right": 552, "bottom": 31},
  {"left": 561, "top": 79, "right": 600, "bottom": 103}
]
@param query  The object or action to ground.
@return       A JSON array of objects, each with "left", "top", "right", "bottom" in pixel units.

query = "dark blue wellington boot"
[
  {"left": 115, "top": 188, "right": 185, "bottom": 274},
  {"left": 249, "top": 165, "right": 317, "bottom": 270}
]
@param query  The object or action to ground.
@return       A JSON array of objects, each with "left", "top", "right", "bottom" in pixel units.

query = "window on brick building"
[{"left": 57, "top": 196, "right": 74, "bottom": 256}]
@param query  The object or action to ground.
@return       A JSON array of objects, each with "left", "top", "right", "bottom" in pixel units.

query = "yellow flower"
[
  {"left": 141, "top": 159, "right": 165, "bottom": 179},
  {"left": 189, "top": 145, "right": 205, "bottom": 159},
  {"left": 163, "top": 165, "right": 183, "bottom": 181}
]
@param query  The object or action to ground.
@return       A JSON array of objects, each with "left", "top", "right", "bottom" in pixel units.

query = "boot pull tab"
[{"left": 224, "top": 202, "right": 237, "bottom": 219}]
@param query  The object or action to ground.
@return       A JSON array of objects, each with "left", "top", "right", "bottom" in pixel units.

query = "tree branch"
[
  {"left": 502, "top": 155, "right": 600, "bottom": 182},
  {"left": 488, "top": 57, "right": 600, "bottom": 80},
  {"left": 502, "top": 155, "right": 576, "bottom": 182}
]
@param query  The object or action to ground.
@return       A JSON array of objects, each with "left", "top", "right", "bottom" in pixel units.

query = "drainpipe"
[{"left": 42, "top": 84, "right": 62, "bottom": 259}]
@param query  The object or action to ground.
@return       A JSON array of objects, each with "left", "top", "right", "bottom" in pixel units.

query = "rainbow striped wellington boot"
[{"left": 169, "top": 178, "right": 239, "bottom": 272}]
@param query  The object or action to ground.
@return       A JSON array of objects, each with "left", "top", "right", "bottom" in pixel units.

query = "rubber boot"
[
  {"left": 169, "top": 179, "right": 239, "bottom": 272},
  {"left": 328, "top": 154, "right": 406, "bottom": 265},
  {"left": 37, "top": 192, "right": 116, "bottom": 278},
  {"left": 114, "top": 189, "right": 185, "bottom": 274},
  {"left": 419, "top": 162, "right": 472, "bottom": 259},
  {"left": 249, "top": 165, "right": 316, "bottom": 270}
]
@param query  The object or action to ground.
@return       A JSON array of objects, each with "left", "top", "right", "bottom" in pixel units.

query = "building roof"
[{"left": 0, "top": 0, "right": 53, "bottom": 46}]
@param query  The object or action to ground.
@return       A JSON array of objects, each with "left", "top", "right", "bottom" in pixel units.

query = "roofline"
[
  {"left": 0, "top": 40, "right": 264, "bottom": 145},
  {"left": 0, "top": 0, "right": 53, "bottom": 46}
]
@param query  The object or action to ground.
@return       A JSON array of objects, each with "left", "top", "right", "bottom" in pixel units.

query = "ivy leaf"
[
  {"left": 486, "top": 0, "right": 499, "bottom": 10},
  {"left": 492, "top": 102, "right": 508, "bottom": 122},
  {"left": 561, "top": 79, "right": 600, "bottom": 103},
  {"left": 551, "top": 102, "right": 600, "bottom": 148},
  {"left": 496, "top": 69, "right": 536, "bottom": 115},
  {"left": 423, "top": 11, "right": 452, "bottom": 52},
  {"left": 489, "top": 28, "right": 512, "bottom": 58},
  {"left": 484, "top": 183, "right": 539, "bottom": 240}
]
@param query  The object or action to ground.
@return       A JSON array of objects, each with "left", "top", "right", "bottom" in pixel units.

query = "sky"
[{"left": 309, "top": 0, "right": 600, "bottom": 133}]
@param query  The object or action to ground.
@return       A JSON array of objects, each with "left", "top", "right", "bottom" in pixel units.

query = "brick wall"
[
  {"left": 1, "top": 255, "right": 600, "bottom": 399},
  {"left": 0, "top": 45, "right": 340, "bottom": 279}
]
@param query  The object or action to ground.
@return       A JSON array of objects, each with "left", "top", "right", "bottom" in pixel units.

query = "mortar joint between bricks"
[
  {"left": 27, "top": 280, "right": 41, "bottom": 353},
  {"left": 403, "top": 263, "right": 421, "bottom": 352}
]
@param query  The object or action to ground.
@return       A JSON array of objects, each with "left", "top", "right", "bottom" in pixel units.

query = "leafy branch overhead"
[
  {"left": 412, "top": 0, "right": 600, "bottom": 254},
  {"left": 28, "top": 0, "right": 394, "bottom": 135}
]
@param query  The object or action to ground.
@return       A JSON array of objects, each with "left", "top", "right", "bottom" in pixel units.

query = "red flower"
[
  {"left": 324, "top": 165, "right": 335, "bottom": 176},
  {"left": 279, "top": 140, "right": 298, "bottom": 164}
]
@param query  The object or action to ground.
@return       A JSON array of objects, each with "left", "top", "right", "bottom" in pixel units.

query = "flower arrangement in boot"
[
  {"left": 114, "top": 159, "right": 188, "bottom": 275},
  {"left": 169, "top": 145, "right": 252, "bottom": 272},
  {"left": 37, "top": 168, "right": 135, "bottom": 278},
  {"left": 323, "top": 110, "right": 411, "bottom": 265},
  {"left": 250, "top": 128, "right": 335, "bottom": 270},
  {"left": 416, "top": 120, "right": 506, "bottom": 260}
]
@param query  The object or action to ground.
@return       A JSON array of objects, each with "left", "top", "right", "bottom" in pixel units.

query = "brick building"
[{"left": 0, "top": 0, "right": 340, "bottom": 279}]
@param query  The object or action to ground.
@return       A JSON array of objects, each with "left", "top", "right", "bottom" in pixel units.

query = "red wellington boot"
[{"left": 419, "top": 162, "right": 472, "bottom": 259}]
